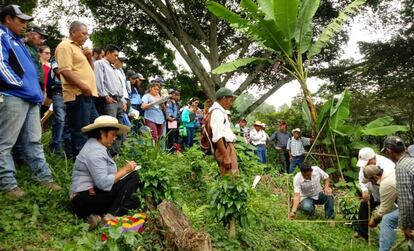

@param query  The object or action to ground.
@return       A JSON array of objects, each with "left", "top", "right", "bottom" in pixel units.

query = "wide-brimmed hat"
[
  {"left": 253, "top": 121, "right": 265, "bottom": 127},
  {"left": 81, "top": 115, "right": 130, "bottom": 134},
  {"left": 291, "top": 128, "right": 301, "bottom": 133}
]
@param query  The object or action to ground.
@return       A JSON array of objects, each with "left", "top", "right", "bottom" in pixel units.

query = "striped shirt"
[
  {"left": 293, "top": 166, "right": 329, "bottom": 201},
  {"left": 287, "top": 137, "right": 311, "bottom": 156},
  {"left": 395, "top": 156, "right": 414, "bottom": 228}
]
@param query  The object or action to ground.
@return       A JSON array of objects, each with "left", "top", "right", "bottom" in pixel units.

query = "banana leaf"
[
  {"left": 363, "top": 116, "right": 394, "bottom": 129},
  {"left": 329, "top": 90, "right": 350, "bottom": 130},
  {"left": 211, "top": 57, "right": 268, "bottom": 74},
  {"left": 361, "top": 125, "right": 408, "bottom": 136},
  {"left": 302, "top": 99, "right": 312, "bottom": 128},
  {"left": 294, "top": 0, "right": 320, "bottom": 54}
]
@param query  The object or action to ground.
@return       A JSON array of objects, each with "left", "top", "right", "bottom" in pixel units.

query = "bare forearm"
[{"left": 292, "top": 193, "right": 300, "bottom": 212}]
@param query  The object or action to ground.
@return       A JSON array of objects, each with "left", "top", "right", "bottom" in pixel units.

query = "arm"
[
  {"left": 0, "top": 36, "right": 23, "bottom": 87},
  {"left": 370, "top": 184, "right": 397, "bottom": 228},
  {"left": 83, "top": 48, "right": 94, "bottom": 69},
  {"left": 358, "top": 167, "right": 371, "bottom": 201},
  {"left": 289, "top": 193, "right": 301, "bottom": 219},
  {"left": 181, "top": 108, "right": 190, "bottom": 123},
  {"left": 287, "top": 138, "right": 292, "bottom": 159},
  {"left": 114, "top": 161, "right": 137, "bottom": 183},
  {"left": 59, "top": 70, "right": 92, "bottom": 96},
  {"left": 141, "top": 94, "right": 152, "bottom": 110}
]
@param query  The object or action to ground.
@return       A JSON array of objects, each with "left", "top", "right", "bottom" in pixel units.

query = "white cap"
[
  {"left": 292, "top": 128, "right": 301, "bottom": 133},
  {"left": 356, "top": 147, "right": 376, "bottom": 168},
  {"left": 408, "top": 145, "right": 414, "bottom": 157}
]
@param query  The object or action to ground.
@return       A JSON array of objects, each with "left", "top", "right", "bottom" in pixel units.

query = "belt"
[{"left": 109, "top": 95, "right": 122, "bottom": 101}]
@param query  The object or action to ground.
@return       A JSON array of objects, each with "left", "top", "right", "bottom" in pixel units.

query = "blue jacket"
[{"left": 0, "top": 25, "right": 43, "bottom": 103}]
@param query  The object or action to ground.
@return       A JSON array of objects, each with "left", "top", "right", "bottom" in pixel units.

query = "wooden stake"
[
  {"left": 305, "top": 120, "right": 327, "bottom": 161},
  {"left": 330, "top": 132, "right": 345, "bottom": 181}
]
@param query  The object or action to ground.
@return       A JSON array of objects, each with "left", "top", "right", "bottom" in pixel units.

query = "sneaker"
[
  {"left": 5, "top": 187, "right": 25, "bottom": 198},
  {"left": 41, "top": 181, "right": 62, "bottom": 191}
]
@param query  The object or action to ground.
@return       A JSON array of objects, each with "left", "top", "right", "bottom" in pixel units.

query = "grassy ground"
[{"left": 0, "top": 132, "right": 390, "bottom": 250}]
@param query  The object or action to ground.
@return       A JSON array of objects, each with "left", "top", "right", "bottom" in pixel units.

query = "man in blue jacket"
[{"left": 0, "top": 5, "right": 60, "bottom": 198}]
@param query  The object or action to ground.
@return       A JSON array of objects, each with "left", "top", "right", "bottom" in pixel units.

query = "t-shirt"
[{"left": 141, "top": 93, "right": 165, "bottom": 124}]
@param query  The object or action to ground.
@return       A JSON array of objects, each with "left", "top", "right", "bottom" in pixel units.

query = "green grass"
[{"left": 0, "top": 133, "right": 393, "bottom": 250}]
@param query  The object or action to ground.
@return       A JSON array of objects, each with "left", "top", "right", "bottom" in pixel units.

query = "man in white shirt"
[
  {"left": 354, "top": 147, "right": 395, "bottom": 240},
  {"left": 250, "top": 121, "right": 268, "bottom": 163},
  {"left": 289, "top": 162, "right": 334, "bottom": 219},
  {"left": 209, "top": 88, "right": 238, "bottom": 176}
]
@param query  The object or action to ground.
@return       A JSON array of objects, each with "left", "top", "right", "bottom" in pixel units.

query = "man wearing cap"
[
  {"left": 250, "top": 121, "right": 268, "bottom": 163},
  {"left": 363, "top": 164, "right": 398, "bottom": 251},
  {"left": 209, "top": 87, "right": 238, "bottom": 176},
  {"left": 55, "top": 21, "right": 98, "bottom": 157},
  {"left": 407, "top": 145, "right": 414, "bottom": 157},
  {"left": 382, "top": 136, "right": 414, "bottom": 245},
  {"left": 286, "top": 128, "right": 313, "bottom": 173},
  {"left": 114, "top": 52, "right": 129, "bottom": 111},
  {"left": 127, "top": 70, "right": 145, "bottom": 114},
  {"left": 165, "top": 90, "right": 181, "bottom": 153},
  {"left": 354, "top": 147, "right": 395, "bottom": 240},
  {"left": 0, "top": 5, "right": 61, "bottom": 197},
  {"left": 24, "top": 25, "right": 47, "bottom": 89},
  {"left": 270, "top": 121, "right": 291, "bottom": 173}
]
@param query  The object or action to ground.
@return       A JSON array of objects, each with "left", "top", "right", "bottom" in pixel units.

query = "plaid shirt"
[
  {"left": 293, "top": 166, "right": 329, "bottom": 201},
  {"left": 287, "top": 136, "right": 311, "bottom": 156},
  {"left": 395, "top": 156, "right": 414, "bottom": 228}
]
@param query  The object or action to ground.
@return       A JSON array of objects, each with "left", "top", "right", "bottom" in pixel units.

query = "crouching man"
[
  {"left": 289, "top": 162, "right": 334, "bottom": 219},
  {"left": 364, "top": 164, "right": 398, "bottom": 251}
]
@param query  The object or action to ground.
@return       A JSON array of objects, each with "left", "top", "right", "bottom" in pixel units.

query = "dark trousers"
[
  {"left": 184, "top": 126, "right": 195, "bottom": 148},
  {"left": 279, "top": 149, "right": 290, "bottom": 173},
  {"left": 166, "top": 128, "right": 179, "bottom": 152},
  {"left": 288, "top": 154, "right": 305, "bottom": 173},
  {"left": 101, "top": 98, "right": 125, "bottom": 156},
  {"left": 71, "top": 172, "right": 140, "bottom": 218},
  {"left": 65, "top": 95, "right": 99, "bottom": 157},
  {"left": 355, "top": 194, "right": 380, "bottom": 240}
]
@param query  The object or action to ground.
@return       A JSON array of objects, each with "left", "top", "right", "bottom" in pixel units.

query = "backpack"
[{"left": 200, "top": 108, "right": 223, "bottom": 155}]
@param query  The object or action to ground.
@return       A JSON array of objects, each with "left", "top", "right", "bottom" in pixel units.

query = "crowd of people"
[{"left": 0, "top": 5, "right": 413, "bottom": 249}]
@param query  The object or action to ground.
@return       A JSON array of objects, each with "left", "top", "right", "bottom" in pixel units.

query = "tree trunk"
[
  {"left": 228, "top": 218, "right": 236, "bottom": 238},
  {"left": 157, "top": 201, "right": 212, "bottom": 251}
]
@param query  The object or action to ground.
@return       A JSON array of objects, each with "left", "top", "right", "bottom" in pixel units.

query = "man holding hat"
[
  {"left": 382, "top": 136, "right": 414, "bottom": 245},
  {"left": 354, "top": 147, "right": 395, "bottom": 240},
  {"left": 0, "top": 5, "right": 60, "bottom": 197},
  {"left": 363, "top": 164, "right": 398, "bottom": 251},
  {"left": 250, "top": 121, "right": 268, "bottom": 163},
  {"left": 209, "top": 87, "right": 238, "bottom": 176},
  {"left": 286, "top": 128, "right": 313, "bottom": 173}
]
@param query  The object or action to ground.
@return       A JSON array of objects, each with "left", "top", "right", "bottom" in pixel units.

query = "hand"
[
  {"left": 83, "top": 48, "right": 93, "bottom": 58},
  {"left": 80, "top": 85, "right": 92, "bottom": 96},
  {"left": 362, "top": 191, "right": 370, "bottom": 201},
  {"left": 105, "top": 96, "right": 116, "bottom": 104},
  {"left": 122, "top": 103, "right": 127, "bottom": 112},
  {"left": 403, "top": 228, "right": 413, "bottom": 240},
  {"left": 167, "top": 117, "right": 174, "bottom": 122},
  {"left": 126, "top": 161, "right": 137, "bottom": 172},
  {"left": 223, "top": 155, "right": 232, "bottom": 169},
  {"left": 368, "top": 219, "right": 378, "bottom": 228},
  {"left": 324, "top": 187, "right": 332, "bottom": 196},
  {"left": 275, "top": 146, "right": 282, "bottom": 151},
  {"left": 289, "top": 211, "right": 296, "bottom": 220},
  {"left": 289, "top": 156, "right": 293, "bottom": 161}
]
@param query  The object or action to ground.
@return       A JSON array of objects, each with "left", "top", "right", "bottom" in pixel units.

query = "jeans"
[
  {"left": 379, "top": 209, "right": 398, "bottom": 251},
  {"left": 184, "top": 126, "right": 195, "bottom": 148},
  {"left": 71, "top": 171, "right": 140, "bottom": 218},
  {"left": 0, "top": 95, "right": 53, "bottom": 191},
  {"left": 65, "top": 95, "right": 99, "bottom": 157},
  {"left": 50, "top": 91, "right": 66, "bottom": 153},
  {"left": 288, "top": 154, "right": 305, "bottom": 173},
  {"left": 254, "top": 144, "right": 267, "bottom": 163},
  {"left": 300, "top": 191, "right": 335, "bottom": 218}
]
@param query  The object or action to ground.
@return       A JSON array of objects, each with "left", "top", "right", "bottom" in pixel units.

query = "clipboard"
[{"left": 149, "top": 95, "right": 170, "bottom": 107}]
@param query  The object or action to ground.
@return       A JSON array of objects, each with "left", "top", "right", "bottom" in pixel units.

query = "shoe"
[
  {"left": 5, "top": 187, "right": 25, "bottom": 198},
  {"left": 41, "top": 181, "right": 62, "bottom": 191},
  {"left": 87, "top": 214, "right": 103, "bottom": 230}
]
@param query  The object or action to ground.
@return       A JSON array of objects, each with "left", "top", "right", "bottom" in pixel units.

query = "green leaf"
[
  {"left": 308, "top": 0, "right": 367, "bottom": 58},
  {"left": 316, "top": 98, "right": 332, "bottom": 130},
  {"left": 361, "top": 125, "right": 408, "bottom": 136},
  {"left": 211, "top": 57, "right": 268, "bottom": 74},
  {"left": 294, "top": 0, "right": 320, "bottom": 54},
  {"left": 273, "top": 0, "right": 299, "bottom": 40},
  {"left": 301, "top": 99, "right": 312, "bottom": 128},
  {"left": 329, "top": 90, "right": 350, "bottom": 130},
  {"left": 108, "top": 226, "right": 123, "bottom": 240},
  {"left": 240, "top": 0, "right": 261, "bottom": 19},
  {"left": 363, "top": 116, "right": 394, "bottom": 129}
]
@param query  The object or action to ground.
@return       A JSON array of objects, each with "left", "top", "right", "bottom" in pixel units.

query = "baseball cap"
[
  {"left": 381, "top": 136, "right": 405, "bottom": 153},
  {"left": 215, "top": 87, "right": 237, "bottom": 100},
  {"left": 356, "top": 147, "right": 376, "bottom": 168},
  {"left": 118, "top": 52, "right": 127, "bottom": 62},
  {"left": 407, "top": 145, "right": 414, "bottom": 157},
  {"left": 362, "top": 164, "right": 382, "bottom": 183},
  {"left": 27, "top": 25, "right": 48, "bottom": 37},
  {"left": 151, "top": 76, "right": 165, "bottom": 84},
  {"left": 0, "top": 5, "right": 33, "bottom": 21},
  {"left": 291, "top": 128, "right": 301, "bottom": 133}
]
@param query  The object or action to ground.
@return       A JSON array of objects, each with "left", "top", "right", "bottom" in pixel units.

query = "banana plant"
[{"left": 207, "top": 0, "right": 367, "bottom": 130}]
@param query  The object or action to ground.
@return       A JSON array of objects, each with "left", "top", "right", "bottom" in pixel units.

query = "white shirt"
[
  {"left": 293, "top": 166, "right": 329, "bottom": 201},
  {"left": 115, "top": 69, "right": 129, "bottom": 102},
  {"left": 358, "top": 154, "right": 395, "bottom": 201},
  {"left": 250, "top": 128, "right": 267, "bottom": 146},
  {"left": 209, "top": 102, "right": 237, "bottom": 143}
]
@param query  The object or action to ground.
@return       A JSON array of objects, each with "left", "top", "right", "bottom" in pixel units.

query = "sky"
[{"left": 33, "top": 1, "right": 395, "bottom": 111}]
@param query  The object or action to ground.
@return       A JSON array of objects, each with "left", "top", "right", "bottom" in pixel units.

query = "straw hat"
[
  {"left": 291, "top": 128, "right": 301, "bottom": 133},
  {"left": 253, "top": 121, "right": 265, "bottom": 127},
  {"left": 81, "top": 115, "right": 130, "bottom": 134}
]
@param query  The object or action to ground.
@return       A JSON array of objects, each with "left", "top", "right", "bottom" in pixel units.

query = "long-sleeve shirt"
[
  {"left": 181, "top": 107, "right": 196, "bottom": 128},
  {"left": 209, "top": 102, "right": 237, "bottom": 143},
  {"left": 270, "top": 130, "right": 291, "bottom": 148},
  {"left": 287, "top": 136, "right": 310, "bottom": 156},
  {"left": 250, "top": 128, "right": 267, "bottom": 146},
  {"left": 0, "top": 25, "right": 43, "bottom": 103},
  {"left": 70, "top": 138, "right": 116, "bottom": 193},
  {"left": 166, "top": 99, "right": 179, "bottom": 120},
  {"left": 395, "top": 156, "right": 414, "bottom": 228},
  {"left": 358, "top": 154, "right": 395, "bottom": 201},
  {"left": 377, "top": 169, "right": 398, "bottom": 216},
  {"left": 94, "top": 59, "right": 123, "bottom": 97}
]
